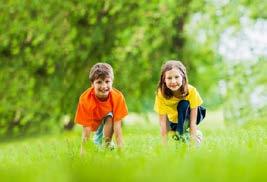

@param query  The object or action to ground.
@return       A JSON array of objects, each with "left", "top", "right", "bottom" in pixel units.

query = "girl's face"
[
  {"left": 164, "top": 68, "right": 183, "bottom": 92},
  {"left": 92, "top": 77, "right": 113, "bottom": 100}
]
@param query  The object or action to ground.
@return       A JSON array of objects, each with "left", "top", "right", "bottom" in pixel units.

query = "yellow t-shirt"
[{"left": 154, "top": 85, "right": 203, "bottom": 123}]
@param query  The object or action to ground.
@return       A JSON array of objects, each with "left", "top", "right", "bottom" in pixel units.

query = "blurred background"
[{"left": 0, "top": 0, "right": 266, "bottom": 139}]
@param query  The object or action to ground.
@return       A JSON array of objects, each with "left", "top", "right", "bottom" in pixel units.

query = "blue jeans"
[
  {"left": 168, "top": 100, "right": 206, "bottom": 135},
  {"left": 93, "top": 112, "right": 113, "bottom": 145}
]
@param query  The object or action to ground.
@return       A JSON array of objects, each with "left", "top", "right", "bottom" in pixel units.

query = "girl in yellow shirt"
[{"left": 154, "top": 60, "right": 206, "bottom": 145}]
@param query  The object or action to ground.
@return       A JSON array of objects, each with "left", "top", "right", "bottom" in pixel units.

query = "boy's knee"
[
  {"left": 104, "top": 116, "right": 113, "bottom": 129},
  {"left": 105, "top": 116, "right": 113, "bottom": 123}
]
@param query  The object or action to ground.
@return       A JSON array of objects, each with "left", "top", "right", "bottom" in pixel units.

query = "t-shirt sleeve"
[
  {"left": 189, "top": 87, "right": 203, "bottom": 109},
  {"left": 113, "top": 93, "right": 128, "bottom": 122},
  {"left": 75, "top": 101, "right": 89, "bottom": 125},
  {"left": 154, "top": 91, "right": 167, "bottom": 115}
]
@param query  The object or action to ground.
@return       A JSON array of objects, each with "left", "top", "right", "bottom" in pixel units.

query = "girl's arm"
[
  {"left": 81, "top": 126, "right": 91, "bottom": 155},
  {"left": 159, "top": 114, "right": 168, "bottom": 145},
  {"left": 113, "top": 121, "right": 123, "bottom": 148},
  {"left": 189, "top": 107, "right": 198, "bottom": 143}
]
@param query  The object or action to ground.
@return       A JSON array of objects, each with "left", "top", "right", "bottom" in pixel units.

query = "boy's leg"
[
  {"left": 94, "top": 122, "right": 104, "bottom": 145},
  {"left": 93, "top": 112, "right": 113, "bottom": 146},
  {"left": 103, "top": 116, "right": 113, "bottom": 147}
]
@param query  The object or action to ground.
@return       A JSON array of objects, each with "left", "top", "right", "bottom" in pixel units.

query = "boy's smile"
[{"left": 92, "top": 77, "right": 113, "bottom": 100}]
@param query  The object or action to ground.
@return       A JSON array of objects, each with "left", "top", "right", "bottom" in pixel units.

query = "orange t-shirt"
[{"left": 75, "top": 87, "right": 128, "bottom": 131}]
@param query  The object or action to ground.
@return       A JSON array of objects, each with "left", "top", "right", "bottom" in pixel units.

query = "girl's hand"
[
  {"left": 159, "top": 115, "right": 168, "bottom": 145},
  {"left": 189, "top": 107, "right": 198, "bottom": 145},
  {"left": 190, "top": 129, "right": 203, "bottom": 147},
  {"left": 189, "top": 125, "right": 197, "bottom": 144}
]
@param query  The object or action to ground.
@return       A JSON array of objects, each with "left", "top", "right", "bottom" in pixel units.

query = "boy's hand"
[
  {"left": 113, "top": 121, "right": 123, "bottom": 148},
  {"left": 80, "top": 146, "right": 86, "bottom": 156}
]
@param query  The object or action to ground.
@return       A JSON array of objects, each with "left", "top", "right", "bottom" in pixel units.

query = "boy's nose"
[{"left": 102, "top": 83, "right": 108, "bottom": 88}]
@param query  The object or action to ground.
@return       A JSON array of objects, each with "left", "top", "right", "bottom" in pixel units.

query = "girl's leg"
[
  {"left": 177, "top": 101, "right": 206, "bottom": 144},
  {"left": 177, "top": 101, "right": 206, "bottom": 133},
  {"left": 196, "top": 106, "right": 206, "bottom": 124},
  {"left": 176, "top": 100, "right": 190, "bottom": 135},
  {"left": 167, "top": 120, "right": 179, "bottom": 140}
]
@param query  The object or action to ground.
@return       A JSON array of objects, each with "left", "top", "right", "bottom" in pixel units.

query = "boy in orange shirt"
[{"left": 75, "top": 63, "right": 128, "bottom": 154}]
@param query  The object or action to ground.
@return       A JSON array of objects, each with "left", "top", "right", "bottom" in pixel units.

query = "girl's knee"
[{"left": 177, "top": 100, "right": 190, "bottom": 110}]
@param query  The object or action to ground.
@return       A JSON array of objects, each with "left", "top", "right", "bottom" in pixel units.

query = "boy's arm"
[
  {"left": 80, "top": 126, "right": 91, "bottom": 155},
  {"left": 189, "top": 107, "right": 198, "bottom": 143},
  {"left": 159, "top": 114, "right": 168, "bottom": 145},
  {"left": 113, "top": 121, "right": 123, "bottom": 148}
]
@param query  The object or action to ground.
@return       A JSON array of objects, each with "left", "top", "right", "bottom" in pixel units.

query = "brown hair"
[
  {"left": 157, "top": 60, "right": 189, "bottom": 99},
  {"left": 89, "top": 63, "right": 114, "bottom": 82}
]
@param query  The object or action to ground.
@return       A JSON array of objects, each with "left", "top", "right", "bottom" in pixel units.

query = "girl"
[{"left": 154, "top": 60, "right": 206, "bottom": 145}]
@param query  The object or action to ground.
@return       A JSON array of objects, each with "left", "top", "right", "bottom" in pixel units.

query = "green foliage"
[
  {"left": 0, "top": 0, "right": 197, "bottom": 137},
  {"left": 0, "top": 0, "right": 265, "bottom": 136},
  {"left": 240, "top": 0, "right": 267, "bottom": 19},
  {"left": 223, "top": 58, "right": 267, "bottom": 125}
]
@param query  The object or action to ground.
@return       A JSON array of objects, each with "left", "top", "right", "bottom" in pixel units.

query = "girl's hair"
[
  {"left": 89, "top": 63, "right": 114, "bottom": 82},
  {"left": 157, "top": 60, "right": 189, "bottom": 99}
]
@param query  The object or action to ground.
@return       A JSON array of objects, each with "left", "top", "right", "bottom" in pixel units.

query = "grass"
[{"left": 0, "top": 112, "right": 266, "bottom": 182}]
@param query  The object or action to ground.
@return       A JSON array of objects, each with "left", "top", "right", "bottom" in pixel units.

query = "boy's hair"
[
  {"left": 89, "top": 63, "right": 114, "bottom": 82},
  {"left": 157, "top": 60, "right": 189, "bottom": 99}
]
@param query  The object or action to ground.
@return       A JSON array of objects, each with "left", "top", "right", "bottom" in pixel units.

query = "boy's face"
[{"left": 92, "top": 77, "right": 113, "bottom": 100}]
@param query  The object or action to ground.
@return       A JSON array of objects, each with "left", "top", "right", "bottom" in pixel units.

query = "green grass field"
[{"left": 0, "top": 111, "right": 266, "bottom": 182}]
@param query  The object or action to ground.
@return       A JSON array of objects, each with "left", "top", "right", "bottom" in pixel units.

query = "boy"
[{"left": 75, "top": 63, "right": 128, "bottom": 154}]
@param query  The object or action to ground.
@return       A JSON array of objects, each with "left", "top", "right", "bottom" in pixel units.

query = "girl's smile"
[{"left": 164, "top": 68, "right": 183, "bottom": 92}]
